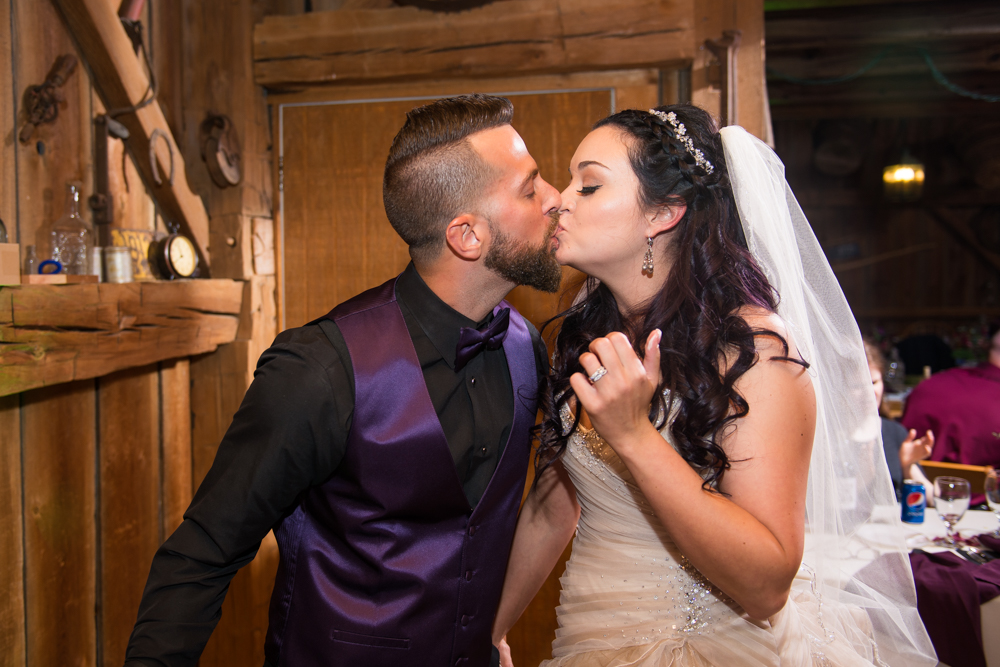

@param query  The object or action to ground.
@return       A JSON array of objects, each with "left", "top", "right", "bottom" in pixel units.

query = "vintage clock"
[{"left": 150, "top": 233, "right": 199, "bottom": 279}]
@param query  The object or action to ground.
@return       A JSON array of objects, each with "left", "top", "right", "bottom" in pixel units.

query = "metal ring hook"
[{"left": 149, "top": 128, "right": 175, "bottom": 187}]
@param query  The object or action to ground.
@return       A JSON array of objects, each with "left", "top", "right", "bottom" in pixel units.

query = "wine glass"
[
  {"left": 985, "top": 470, "right": 1000, "bottom": 537},
  {"left": 935, "top": 476, "right": 971, "bottom": 547}
]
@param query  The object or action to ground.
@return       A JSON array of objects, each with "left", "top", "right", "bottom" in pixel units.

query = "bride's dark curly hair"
[{"left": 536, "top": 104, "right": 805, "bottom": 489}]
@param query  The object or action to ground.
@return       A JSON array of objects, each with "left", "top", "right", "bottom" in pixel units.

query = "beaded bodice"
[{"left": 555, "top": 401, "right": 738, "bottom": 647}]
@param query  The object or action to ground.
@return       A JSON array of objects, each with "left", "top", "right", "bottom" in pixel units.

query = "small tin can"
[
  {"left": 901, "top": 480, "right": 926, "bottom": 524},
  {"left": 104, "top": 246, "right": 133, "bottom": 284}
]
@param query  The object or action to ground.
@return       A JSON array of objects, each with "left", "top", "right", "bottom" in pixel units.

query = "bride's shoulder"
[
  {"left": 736, "top": 305, "right": 785, "bottom": 333},
  {"left": 735, "top": 306, "right": 798, "bottom": 359}
]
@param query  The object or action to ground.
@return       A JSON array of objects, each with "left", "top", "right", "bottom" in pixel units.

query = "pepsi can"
[{"left": 901, "top": 480, "right": 926, "bottom": 524}]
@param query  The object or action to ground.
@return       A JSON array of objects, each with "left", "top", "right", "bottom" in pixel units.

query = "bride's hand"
[{"left": 569, "top": 330, "right": 662, "bottom": 453}]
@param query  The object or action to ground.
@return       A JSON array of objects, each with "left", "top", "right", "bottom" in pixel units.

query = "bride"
[{"left": 491, "top": 105, "right": 936, "bottom": 666}]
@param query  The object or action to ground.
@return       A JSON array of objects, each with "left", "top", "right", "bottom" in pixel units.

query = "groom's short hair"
[{"left": 383, "top": 94, "right": 514, "bottom": 261}]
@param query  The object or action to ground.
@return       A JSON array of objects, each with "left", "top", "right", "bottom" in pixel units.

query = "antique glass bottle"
[{"left": 37, "top": 183, "right": 93, "bottom": 274}]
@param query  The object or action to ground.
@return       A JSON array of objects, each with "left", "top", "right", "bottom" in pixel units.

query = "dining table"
[{"left": 900, "top": 508, "right": 999, "bottom": 667}]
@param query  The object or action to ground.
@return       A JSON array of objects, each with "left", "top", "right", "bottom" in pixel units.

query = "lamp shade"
[{"left": 883, "top": 150, "right": 924, "bottom": 202}]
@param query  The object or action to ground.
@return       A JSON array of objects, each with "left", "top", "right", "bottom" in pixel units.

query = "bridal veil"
[{"left": 720, "top": 125, "right": 936, "bottom": 666}]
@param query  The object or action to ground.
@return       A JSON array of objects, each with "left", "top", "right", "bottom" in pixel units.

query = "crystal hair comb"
[{"left": 648, "top": 109, "right": 715, "bottom": 175}]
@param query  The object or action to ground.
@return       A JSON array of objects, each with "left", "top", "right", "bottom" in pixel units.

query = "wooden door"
[
  {"left": 278, "top": 91, "right": 602, "bottom": 332},
  {"left": 274, "top": 71, "right": 658, "bottom": 665}
]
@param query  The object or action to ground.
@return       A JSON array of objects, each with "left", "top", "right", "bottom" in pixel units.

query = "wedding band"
[{"left": 588, "top": 366, "right": 608, "bottom": 383}]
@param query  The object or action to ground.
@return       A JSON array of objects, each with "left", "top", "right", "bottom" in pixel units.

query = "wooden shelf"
[{"left": 0, "top": 280, "right": 244, "bottom": 397}]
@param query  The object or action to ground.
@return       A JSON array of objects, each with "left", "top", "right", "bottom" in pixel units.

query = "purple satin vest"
[{"left": 264, "top": 277, "right": 536, "bottom": 667}]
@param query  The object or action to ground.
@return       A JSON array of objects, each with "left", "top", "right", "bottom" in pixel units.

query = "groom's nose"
[{"left": 537, "top": 176, "right": 561, "bottom": 217}]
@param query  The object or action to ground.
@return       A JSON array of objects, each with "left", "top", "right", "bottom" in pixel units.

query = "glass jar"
[{"left": 37, "top": 183, "right": 94, "bottom": 275}]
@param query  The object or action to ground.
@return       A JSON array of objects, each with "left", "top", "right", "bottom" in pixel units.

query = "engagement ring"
[{"left": 588, "top": 366, "right": 608, "bottom": 383}]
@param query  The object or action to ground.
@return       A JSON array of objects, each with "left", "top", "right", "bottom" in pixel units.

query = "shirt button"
[
  {"left": 480, "top": 446, "right": 487, "bottom": 455},
  {"left": 470, "top": 377, "right": 476, "bottom": 386},
  {"left": 461, "top": 614, "right": 471, "bottom": 626},
  {"left": 465, "top": 570, "right": 473, "bottom": 581}
]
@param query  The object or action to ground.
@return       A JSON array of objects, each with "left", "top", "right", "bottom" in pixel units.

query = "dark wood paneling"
[
  {"left": 98, "top": 366, "right": 162, "bottom": 667},
  {"left": 773, "top": 116, "right": 1000, "bottom": 338},
  {"left": 22, "top": 380, "right": 97, "bottom": 667}
]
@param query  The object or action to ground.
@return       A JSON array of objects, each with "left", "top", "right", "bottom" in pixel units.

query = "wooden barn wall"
[
  {"left": 772, "top": 116, "right": 1000, "bottom": 348},
  {"left": 0, "top": 1, "right": 276, "bottom": 665}
]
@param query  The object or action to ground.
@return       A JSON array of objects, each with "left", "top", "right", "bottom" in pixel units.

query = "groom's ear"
[
  {"left": 444, "top": 213, "right": 486, "bottom": 261},
  {"left": 647, "top": 203, "right": 687, "bottom": 236}
]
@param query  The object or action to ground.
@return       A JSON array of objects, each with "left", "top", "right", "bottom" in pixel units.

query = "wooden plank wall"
[{"left": 0, "top": 2, "right": 200, "bottom": 666}]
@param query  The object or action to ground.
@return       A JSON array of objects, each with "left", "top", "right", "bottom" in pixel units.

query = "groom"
[{"left": 123, "top": 94, "right": 562, "bottom": 667}]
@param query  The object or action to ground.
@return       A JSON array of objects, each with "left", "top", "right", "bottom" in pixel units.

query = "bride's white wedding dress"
[
  {"left": 541, "top": 403, "right": 885, "bottom": 667},
  {"left": 533, "top": 124, "right": 935, "bottom": 666}
]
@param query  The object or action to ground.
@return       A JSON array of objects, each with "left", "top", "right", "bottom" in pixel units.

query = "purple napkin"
[
  {"left": 977, "top": 532, "right": 1000, "bottom": 557},
  {"left": 909, "top": 549, "right": 1000, "bottom": 667}
]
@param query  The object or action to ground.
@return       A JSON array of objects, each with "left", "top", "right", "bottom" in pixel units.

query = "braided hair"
[{"left": 536, "top": 104, "right": 804, "bottom": 489}]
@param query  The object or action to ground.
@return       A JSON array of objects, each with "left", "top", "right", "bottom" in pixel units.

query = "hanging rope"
[
  {"left": 918, "top": 48, "right": 1000, "bottom": 103},
  {"left": 767, "top": 46, "right": 999, "bottom": 102}
]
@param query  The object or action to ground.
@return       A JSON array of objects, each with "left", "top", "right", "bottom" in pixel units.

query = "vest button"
[
  {"left": 468, "top": 525, "right": 477, "bottom": 536},
  {"left": 461, "top": 614, "right": 471, "bottom": 626},
  {"left": 465, "top": 570, "right": 472, "bottom": 581}
]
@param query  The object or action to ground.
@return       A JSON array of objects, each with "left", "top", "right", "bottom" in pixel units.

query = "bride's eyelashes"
[{"left": 577, "top": 185, "right": 601, "bottom": 196}]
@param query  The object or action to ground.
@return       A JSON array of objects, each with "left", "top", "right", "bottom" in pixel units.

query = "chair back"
[{"left": 920, "top": 461, "right": 993, "bottom": 495}]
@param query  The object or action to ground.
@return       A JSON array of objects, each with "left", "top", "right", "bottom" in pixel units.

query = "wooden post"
[
  {"left": 177, "top": 1, "right": 278, "bottom": 663},
  {"left": 705, "top": 30, "right": 741, "bottom": 127}
]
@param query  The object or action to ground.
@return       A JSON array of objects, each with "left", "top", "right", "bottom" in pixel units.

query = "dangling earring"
[{"left": 642, "top": 237, "right": 654, "bottom": 275}]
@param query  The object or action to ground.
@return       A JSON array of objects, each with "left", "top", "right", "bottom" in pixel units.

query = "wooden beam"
[
  {"left": 768, "top": 71, "right": 1000, "bottom": 115},
  {"left": 51, "top": 0, "right": 212, "bottom": 270},
  {"left": 765, "top": 0, "right": 936, "bottom": 10},
  {"left": 926, "top": 207, "right": 1000, "bottom": 275},
  {"left": 0, "top": 280, "right": 243, "bottom": 397},
  {"left": 765, "top": 2, "right": 1000, "bottom": 50},
  {"left": 767, "top": 41, "right": 1000, "bottom": 79},
  {"left": 252, "top": 0, "right": 696, "bottom": 87}
]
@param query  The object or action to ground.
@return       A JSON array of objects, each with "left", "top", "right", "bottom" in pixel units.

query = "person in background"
[
  {"left": 902, "top": 321, "right": 1000, "bottom": 505},
  {"left": 863, "top": 339, "right": 934, "bottom": 502}
]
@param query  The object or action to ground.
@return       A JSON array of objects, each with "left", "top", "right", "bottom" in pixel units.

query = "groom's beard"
[{"left": 484, "top": 214, "right": 562, "bottom": 293}]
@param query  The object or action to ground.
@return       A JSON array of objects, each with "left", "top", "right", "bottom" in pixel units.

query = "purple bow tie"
[{"left": 454, "top": 307, "right": 510, "bottom": 371}]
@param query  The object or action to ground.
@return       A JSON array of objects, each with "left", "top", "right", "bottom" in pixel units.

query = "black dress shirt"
[{"left": 124, "top": 263, "right": 546, "bottom": 667}]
